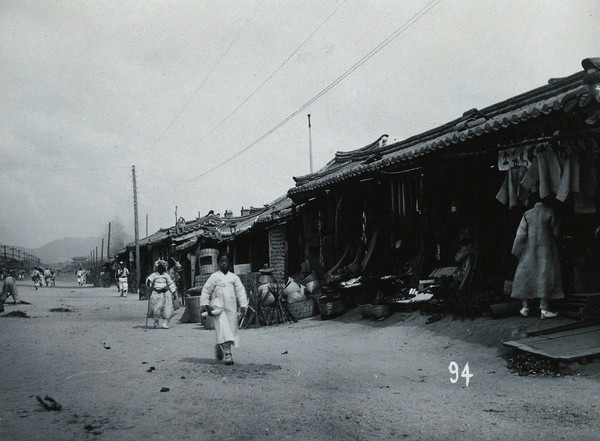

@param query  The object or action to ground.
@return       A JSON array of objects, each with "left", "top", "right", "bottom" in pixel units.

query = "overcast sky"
[{"left": 1, "top": 0, "right": 599, "bottom": 249}]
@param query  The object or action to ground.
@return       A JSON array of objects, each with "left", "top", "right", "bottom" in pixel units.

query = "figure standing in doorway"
[{"left": 511, "top": 199, "right": 563, "bottom": 319}]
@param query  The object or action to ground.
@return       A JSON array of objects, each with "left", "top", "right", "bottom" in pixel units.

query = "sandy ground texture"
[{"left": 1, "top": 278, "right": 599, "bottom": 441}]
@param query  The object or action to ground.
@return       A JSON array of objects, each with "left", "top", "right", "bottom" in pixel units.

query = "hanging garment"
[
  {"left": 518, "top": 152, "right": 540, "bottom": 202},
  {"left": 537, "top": 148, "right": 562, "bottom": 200},
  {"left": 511, "top": 202, "right": 564, "bottom": 301},
  {"left": 574, "top": 139, "right": 598, "bottom": 213},
  {"left": 496, "top": 166, "right": 527, "bottom": 207},
  {"left": 555, "top": 145, "right": 580, "bottom": 202}
]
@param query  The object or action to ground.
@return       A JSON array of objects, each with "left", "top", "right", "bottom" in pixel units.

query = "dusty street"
[{"left": 1, "top": 278, "right": 599, "bottom": 441}]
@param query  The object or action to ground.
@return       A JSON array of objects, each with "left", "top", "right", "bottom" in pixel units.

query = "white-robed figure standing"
[
  {"left": 146, "top": 260, "right": 177, "bottom": 329},
  {"left": 200, "top": 252, "right": 248, "bottom": 365}
]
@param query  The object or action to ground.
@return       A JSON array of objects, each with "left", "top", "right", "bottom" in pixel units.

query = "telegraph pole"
[
  {"left": 132, "top": 165, "right": 141, "bottom": 292},
  {"left": 308, "top": 114, "right": 313, "bottom": 174},
  {"left": 101, "top": 238, "right": 104, "bottom": 263},
  {"left": 107, "top": 222, "right": 111, "bottom": 260},
  {"left": 146, "top": 214, "right": 148, "bottom": 238}
]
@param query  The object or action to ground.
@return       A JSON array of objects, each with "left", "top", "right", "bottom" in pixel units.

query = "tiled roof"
[
  {"left": 289, "top": 58, "right": 600, "bottom": 200},
  {"left": 255, "top": 195, "right": 294, "bottom": 224}
]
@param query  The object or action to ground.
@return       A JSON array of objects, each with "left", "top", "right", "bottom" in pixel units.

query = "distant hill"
[{"left": 33, "top": 235, "right": 133, "bottom": 264}]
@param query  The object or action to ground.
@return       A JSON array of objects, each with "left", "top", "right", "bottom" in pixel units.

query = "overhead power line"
[
  {"left": 166, "top": 0, "right": 348, "bottom": 166},
  {"left": 179, "top": 0, "right": 444, "bottom": 185},
  {"left": 147, "top": 1, "right": 265, "bottom": 157}
]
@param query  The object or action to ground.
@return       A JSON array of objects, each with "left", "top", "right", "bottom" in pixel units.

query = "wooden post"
[
  {"left": 107, "top": 222, "right": 112, "bottom": 260},
  {"left": 132, "top": 166, "right": 141, "bottom": 293},
  {"left": 101, "top": 238, "right": 104, "bottom": 263}
]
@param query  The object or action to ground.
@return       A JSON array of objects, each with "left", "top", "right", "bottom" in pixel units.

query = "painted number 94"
[{"left": 449, "top": 362, "right": 473, "bottom": 386}]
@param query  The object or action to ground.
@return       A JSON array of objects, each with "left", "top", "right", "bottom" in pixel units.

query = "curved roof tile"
[{"left": 289, "top": 64, "right": 600, "bottom": 199}]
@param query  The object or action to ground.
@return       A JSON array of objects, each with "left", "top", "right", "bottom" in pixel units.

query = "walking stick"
[{"left": 145, "top": 290, "right": 151, "bottom": 329}]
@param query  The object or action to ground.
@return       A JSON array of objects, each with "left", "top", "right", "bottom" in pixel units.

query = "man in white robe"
[{"left": 200, "top": 252, "right": 248, "bottom": 365}]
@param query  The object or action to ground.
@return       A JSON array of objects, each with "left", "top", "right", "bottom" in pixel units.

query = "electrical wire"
[
  {"left": 175, "top": 0, "right": 444, "bottom": 186},
  {"left": 0, "top": 165, "right": 131, "bottom": 173},
  {"left": 164, "top": 0, "right": 348, "bottom": 167},
  {"left": 146, "top": 1, "right": 265, "bottom": 157}
]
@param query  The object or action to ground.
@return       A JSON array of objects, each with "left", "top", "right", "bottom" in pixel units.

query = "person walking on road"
[
  {"left": 1, "top": 271, "right": 20, "bottom": 308},
  {"left": 43, "top": 268, "right": 52, "bottom": 287},
  {"left": 117, "top": 262, "right": 129, "bottom": 298},
  {"left": 76, "top": 268, "right": 84, "bottom": 286},
  {"left": 146, "top": 260, "right": 177, "bottom": 329},
  {"left": 31, "top": 268, "right": 43, "bottom": 289},
  {"left": 200, "top": 252, "right": 248, "bottom": 366},
  {"left": 167, "top": 257, "right": 183, "bottom": 305}
]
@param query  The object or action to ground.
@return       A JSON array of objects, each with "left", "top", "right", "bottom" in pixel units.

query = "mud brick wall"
[{"left": 268, "top": 224, "right": 287, "bottom": 282}]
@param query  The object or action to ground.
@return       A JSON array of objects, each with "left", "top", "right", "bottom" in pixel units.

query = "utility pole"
[
  {"left": 146, "top": 214, "right": 148, "bottom": 238},
  {"left": 107, "top": 222, "right": 112, "bottom": 260},
  {"left": 175, "top": 206, "right": 178, "bottom": 224},
  {"left": 308, "top": 114, "right": 313, "bottom": 174},
  {"left": 101, "top": 238, "right": 104, "bottom": 263},
  {"left": 95, "top": 246, "right": 98, "bottom": 265},
  {"left": 132, "top": 165, "right": 141, "bottom": 293}
]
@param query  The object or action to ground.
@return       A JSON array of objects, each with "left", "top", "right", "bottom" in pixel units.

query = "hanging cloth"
[
  {"left": 496, "top": 166, "right": 527, "bottom": 207},
  {"left": 574, "top": 139, "right": 598, "bottom": 213},
  {"left": 555, "top": 141, "right": 580, "bottom": 202},
  {"left": 537, "top": 148, "right": 562, "bottom": 199}
]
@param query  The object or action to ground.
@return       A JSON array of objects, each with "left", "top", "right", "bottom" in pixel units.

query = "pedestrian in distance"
[
  {"left": 31, "top": 268, "right": 43, "bottom": 289},
  {"left": 43, "top": 268, "right": 52, "bottom": 287},
  {"left": 117, "top": 262, "right": 129, "bottom": 298},
  {"left": 146, "top": 259, "right": 177, "bottom": 329},
  {"left": 1, "top": 271, "right": 20, "bottom": 308},
  {"left": 76, "top": 268, "right": 84, "bottom": 286},
  {"left": 167, "top": 256, "right": 183, "bottom": 305},
  {"left": 200, "top": 252, "right": 248, "bottom": 366}
]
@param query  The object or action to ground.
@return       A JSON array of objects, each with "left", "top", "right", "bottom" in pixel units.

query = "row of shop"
[{"left": 116, "top": 57, "right": 600, "bottom": 319}]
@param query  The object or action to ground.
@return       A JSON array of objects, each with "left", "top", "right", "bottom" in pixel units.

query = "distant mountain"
[{"left": 33, "top": 234, "right": 133, "bottom": 264}]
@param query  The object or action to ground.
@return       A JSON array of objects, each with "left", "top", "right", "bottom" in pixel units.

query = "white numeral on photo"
[{"left": 449, "top": 362, "right": 473, "bottom": 386}]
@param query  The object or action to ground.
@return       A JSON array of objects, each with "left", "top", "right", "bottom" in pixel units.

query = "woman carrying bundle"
[{"left": 146, "top": 259, "right": 177, "bottom": 329}]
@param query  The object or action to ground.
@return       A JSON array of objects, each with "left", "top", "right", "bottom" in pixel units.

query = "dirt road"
[{"left": 1, "top": 279, "right": 599, "bottom": 440}]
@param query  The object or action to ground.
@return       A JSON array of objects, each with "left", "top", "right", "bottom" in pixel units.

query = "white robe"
[{"left": 200, "top": 271, "right": 248, "bottom": 345}]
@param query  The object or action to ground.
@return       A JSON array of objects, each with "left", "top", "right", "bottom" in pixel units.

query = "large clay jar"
[
  {"left": 281, "top": 277, "right": 301, "bottom": 298},
  {"left": 258, "top": 283, "right": 275, "bottom": 306},
  {"left": 258, "top": 265, "right": 276, "bottom": 286}
]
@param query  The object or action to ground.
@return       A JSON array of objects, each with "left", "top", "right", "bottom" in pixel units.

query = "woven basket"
[
  {"left": 287, "top": 298, "right": 316, "bottom": 320},
  {"left": 318, "top": 297, "right": 345, "bottom": 320}
]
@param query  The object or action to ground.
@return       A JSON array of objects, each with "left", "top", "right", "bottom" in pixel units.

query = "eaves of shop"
[{"left": 288, "top": 58, "right": 600, "bottom": 202}]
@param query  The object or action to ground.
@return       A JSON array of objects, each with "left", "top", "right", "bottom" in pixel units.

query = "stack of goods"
[
  {"left": 281, "top": 277, "right": 315, "bottom": 320},
  {"left": 318, "top": 286, "right": 345, "bottom": 320}
]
